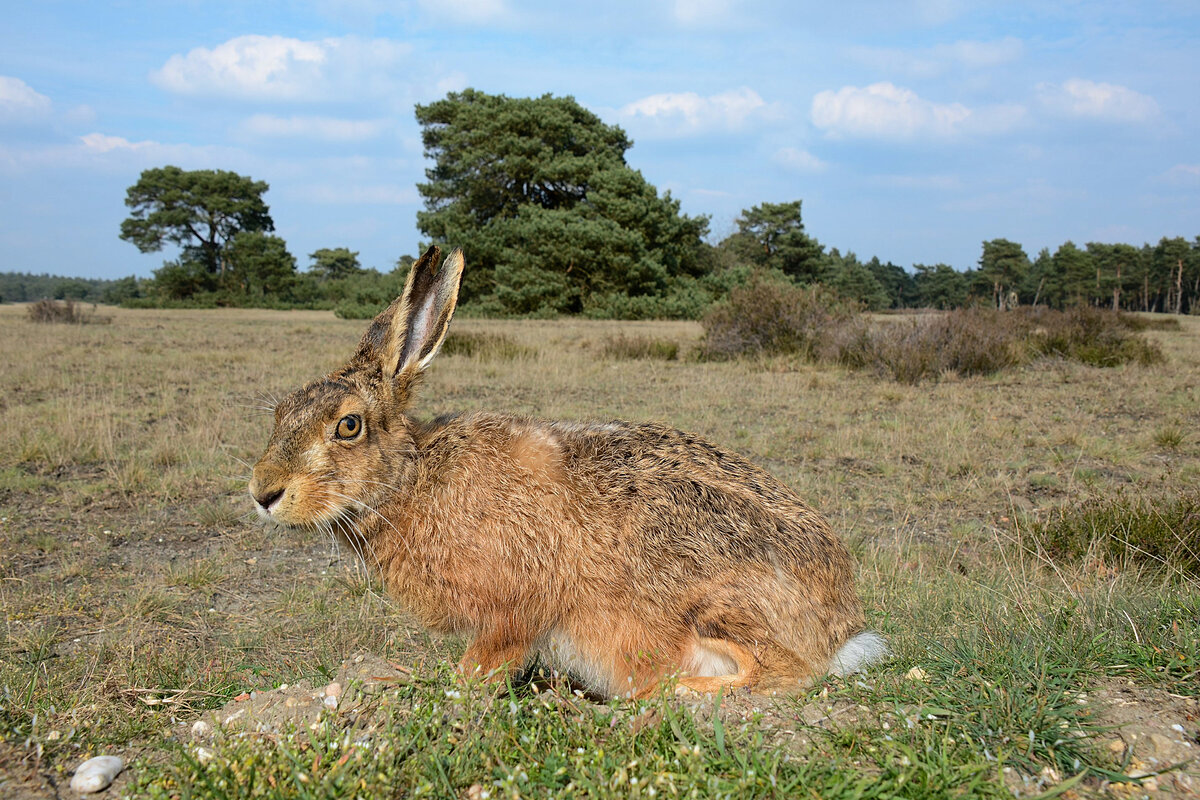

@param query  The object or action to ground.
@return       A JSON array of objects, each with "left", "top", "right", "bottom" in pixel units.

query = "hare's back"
[{"left": 553, "top": 420, "right": 848, "bottom": 572}]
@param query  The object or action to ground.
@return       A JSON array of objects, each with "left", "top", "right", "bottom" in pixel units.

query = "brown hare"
[{"left": 250, "top": 245, "right": 884, "bottom": 698}]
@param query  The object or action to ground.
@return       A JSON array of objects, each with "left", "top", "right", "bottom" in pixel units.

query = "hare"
[{"left": 250, "top": 246, "right": 884, "bottom": 698}]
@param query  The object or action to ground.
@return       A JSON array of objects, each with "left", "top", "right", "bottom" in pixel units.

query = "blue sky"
[{"left": 1, "top": 0, "right": 1197, "bottom": 280}]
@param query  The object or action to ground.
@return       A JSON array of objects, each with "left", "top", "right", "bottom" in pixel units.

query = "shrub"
[
  {"left": 26, "top": 299, "right": 111, "bottom": 325},
  {"left": 698, "top": 276, "right": 862, "bottom": 361},
  {"left": 1029, "top": 492, "right": 1200, "bottom": 577},
  {"left": 1022, "top": 306, "right": 1163, "bottom": 367},
  {"left": 334, "top": 300, "right": 383, "bottom": 320},
  {"left": 600, "top": 335, "right": 679, "bottom": 361},
  {"left": 870, "top": 309, "right": 1025, "bottom": 383},
  {"left": 700, "top": 292, "right": 1167, "bottom": 383},
  {"left": 1119, "top": 314, "right": 1181, "bottom": 332}
]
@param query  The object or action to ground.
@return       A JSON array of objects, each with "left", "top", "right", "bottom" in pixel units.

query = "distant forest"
[
  {"left": 3, "top": 90, "right": 1198, "bottom": 318},
  {"left": 5, "top": 226, "right": 1197, "bottom": 319}
]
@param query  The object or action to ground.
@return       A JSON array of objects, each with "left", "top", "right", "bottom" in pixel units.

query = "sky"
[{"left": 1, "top": 0, "right": 1198, "bottom": 280}]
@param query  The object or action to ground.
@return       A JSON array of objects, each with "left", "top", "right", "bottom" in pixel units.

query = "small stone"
[
  {"left": 324, "top": 682, "right": 342, "bottom": 698},
  {"left": 323, "top": 695, "right": 338, "bottom": 709},
  {"left": 190, "top": 720, "right": 212, "bottom": 739},
  {"left": 70, "top": 755, "right": 124, "bottom": 793},
  {"left": 195, "top": 747, "right": 215, "bottom": 764},
  {"left": 1108, "top": 738, "right": 1126, "bottom": 754},
  {"left": 46, "top": 729, "right": 61, "bottom": 741},
  {"left": 1038, "top": 766, "right": 1060, "bottom": 784},
  {"left": 354, "top": 655, "right": 364, "bottom": 663},
  {"left": 1141, "top": 777, "right": 1159, "bottom": 792},
  {"left": 284, "top": 697, "right": 298, "bottom": 708},
  {"left": 903, "top": 667, "right": 928, "bottom": 682},
  {"left": 1171, "top": 724, "right": 1185, "bottom": 733},
  {"left": 1148, "top": 733, "right": 1174, "bottom": 755}
]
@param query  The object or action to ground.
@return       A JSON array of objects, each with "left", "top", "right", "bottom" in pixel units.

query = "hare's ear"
[{"left": 353, "top": 245, "right": 464, "bottom": 380}]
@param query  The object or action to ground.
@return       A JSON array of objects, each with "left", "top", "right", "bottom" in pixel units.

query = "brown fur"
[{"left": 250, "top": 246, "right": 868, "bottom": 698}]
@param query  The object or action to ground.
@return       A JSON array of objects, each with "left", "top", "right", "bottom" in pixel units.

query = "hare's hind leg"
[
  {"left": 677, "top": 638, "right": 822, "bottom": 695},
  {"left": 458, "top": 633, "right": 531, "bottom": 684},
  {"left": 676, "top": 638, "right": 760, "bottom": 695}
]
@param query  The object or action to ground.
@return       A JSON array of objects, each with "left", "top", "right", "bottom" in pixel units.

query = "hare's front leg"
[{"left": 457, "top": 632, "right": 531, "bottom": 684}]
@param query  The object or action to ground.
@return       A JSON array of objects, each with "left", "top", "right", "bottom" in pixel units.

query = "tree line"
[{"left": 2, "top": 89, "right": 1197, "bottom": 317}]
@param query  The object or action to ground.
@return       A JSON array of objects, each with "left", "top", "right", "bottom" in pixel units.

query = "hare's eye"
[{"left": 335, "top": 414, "right": 362, "bottom": 440}]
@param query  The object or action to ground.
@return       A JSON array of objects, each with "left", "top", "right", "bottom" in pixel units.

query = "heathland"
[{"left": 1, "top": 304, "right": 1197, "bottom": 798}]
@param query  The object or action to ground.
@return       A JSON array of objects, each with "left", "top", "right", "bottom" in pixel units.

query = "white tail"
[{"left": 827, "top": 631, "right": 887, "bottom": 676}]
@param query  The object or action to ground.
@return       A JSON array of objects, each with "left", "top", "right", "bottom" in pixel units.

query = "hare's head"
[{"left": 249, "top": 245, "right": 464, "bottom": 528}]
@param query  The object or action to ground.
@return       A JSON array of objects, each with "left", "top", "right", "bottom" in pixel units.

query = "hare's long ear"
[{"left": 352, "top": 245, "right": 464, "bottom": 382}]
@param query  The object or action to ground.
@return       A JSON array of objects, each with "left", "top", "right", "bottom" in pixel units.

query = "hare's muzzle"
[
  {"left": 252, "top": 485, "right": 284, "bottom": 512},
  {"left": 249, "top": 466, "right": 288, "bottom": 517}
]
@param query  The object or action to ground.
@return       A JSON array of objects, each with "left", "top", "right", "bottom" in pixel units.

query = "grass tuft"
[
  {"left": 1028, "top": 491, "right": 1200, "bottom": 577},
  {"left": 600, "top": 334, "right": 679, "bottom": 361},
  {"left": 440, "top": 331, "right": 535, "bottom": 361}
]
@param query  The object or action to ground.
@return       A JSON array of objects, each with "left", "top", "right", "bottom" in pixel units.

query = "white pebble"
[
  {"left": 190, "top": 720, "right": 212, "bottom": 739},
  {"left": 323, "top": 695, "right": 339, "bottom": 709},
  {"left": 1172, "top": 724, "right": 1185, "bottom": 733},
  {"left": 195, "top": 746, "right": 215, "bottom": 764},
  {"left": 70, "top": 755, "right": 123, "bottom": 793}
]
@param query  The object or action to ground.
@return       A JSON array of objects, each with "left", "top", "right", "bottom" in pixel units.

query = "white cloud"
[
  {"left": 1, "top": 133, "right": 241, "bottom": 175},
  {"left": 873, "top": 173, "right": 962, "bottom": 191},
  {"left": 242, "top": 114, "right": 385, "bottom": 141},
  {"left": 417, "top": 0, "right": 507, "bottom": 23},
  {"left": 953, "top": 178, "right": 1086, "bottom": 214},
  {"left": 774, "top": 146, "right": 828, "bottom": 172},
  {"left": 0, "top": 76, "right": 52, "bottom": 118},
  {"left": 151, "top": 35, "right": 411, "bottom": 101},
  {"left": 1037, "top": 79, "right": 1159, "bottom": 123},
  {"left": 618, "top": 87, "right": 770, "bottom": 137},
  {"left": 672, "top": 0, "right": 732, "bottom": 25},
  {"left": 1162, "top": 164, "right": 1200, "bottom": 184},
  {"left": 811, "top": 82, "right": 1024, "bottom": 140},
  {"left": 80, "top": 133, "right": 156, "bottom": 153},
  {"left": 297, "top": 183, "right": 419, "bottom": 205},
  {"left": 850, "top": 37, "right": 1022, "bottom": 78}
]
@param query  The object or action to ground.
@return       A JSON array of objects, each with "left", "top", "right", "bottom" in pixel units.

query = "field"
[{"left": 1, "top": 304, "right": 1198, "bottom": 798}]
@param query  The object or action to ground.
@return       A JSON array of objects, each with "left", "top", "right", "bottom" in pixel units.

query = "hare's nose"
[{"left": 254, "top": 487, "right": 285, "bottom": 510}]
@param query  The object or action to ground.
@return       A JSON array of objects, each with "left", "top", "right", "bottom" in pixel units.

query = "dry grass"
[{"left": 0, "top": 304, "right": 1197, "bottom": 797}]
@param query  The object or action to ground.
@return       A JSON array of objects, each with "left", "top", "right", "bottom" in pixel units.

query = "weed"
[
  {"left": 164, "top": 558, "right": 225, "bottom": 590},
  {"left": 1153, "top": 425, "right": 1185, "bottom": 450},
  {"left": 196, "top": 499, "right": 243, "bottom": 528}
]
